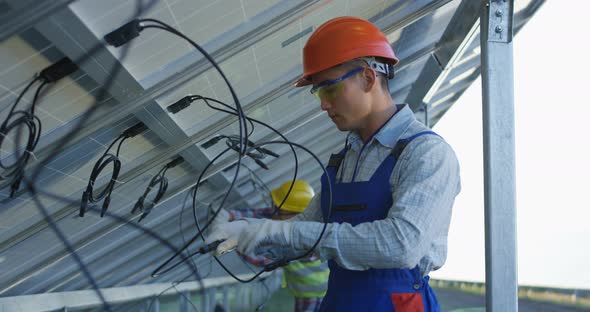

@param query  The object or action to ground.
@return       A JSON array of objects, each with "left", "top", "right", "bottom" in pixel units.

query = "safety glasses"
[{"left": 310, "top": 66, "right": 364, "bottom": 101}]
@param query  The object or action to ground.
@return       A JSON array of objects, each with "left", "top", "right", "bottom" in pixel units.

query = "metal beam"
[
  {"left": 0, "top": 99, "right": 324, "bottom": 294},
  {"left": 377, "top": 0, "right": 454, "bottom": 34},
  {"left": 0, "top": 0, "right": 75, "bottom": 42},
  {"left": 405, "top": 0, "right": 484, "bottom": 111},
  {"left": 0, "top": 2, "right": 476, "bottom": 294},
  {"left": 0, "top": 7, "right": 447, "bottom": 258},
  {"left": 0, "top": 274, "right": 268, "bottom": 312},
  {"left": 481, "top": 1, "right": 518, "bottom": 311},
  {"left": 0, "top": 67, "right": 298, "bottom": 255},
  {"left": 33, "top": 5, "right": 255, "bottom": 206},
  {"left": 16, "top": 206, "right": 207, "bottom": 294},
  {"left": 6, "top": 0, "right": 453, "bottom": 180},
  {"left": 0, "top": 171, "right": 218, "bottom": 295},
  {"left": 13, "top": 0, "right": 320, "bottom": 174}
]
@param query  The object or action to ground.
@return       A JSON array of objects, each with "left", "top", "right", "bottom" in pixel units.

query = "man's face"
[{"left": 310, "top": 65, "right": 371, "bottom": 131}]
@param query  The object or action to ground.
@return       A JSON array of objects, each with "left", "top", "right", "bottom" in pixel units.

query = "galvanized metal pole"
[
  {"left": 148, "top": 297, "right": 160, "bottom": 312},
  {"left": 423, "top": 102, "right": 430, "bottom": 128},
  {"left": 179, "top": 291, "right": 190, "bottom": 312},
  {"left": 480, "top": 1, "right": 518, "bottom": 311}
]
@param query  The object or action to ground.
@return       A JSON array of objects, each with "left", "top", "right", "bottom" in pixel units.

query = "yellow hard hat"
[{"left": 270, "top": 180, "right": 315, "bottom": 213}]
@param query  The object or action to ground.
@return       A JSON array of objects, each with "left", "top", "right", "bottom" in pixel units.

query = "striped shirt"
[{"left": 289, "top": 104, "right": 461, "bottom": 277}]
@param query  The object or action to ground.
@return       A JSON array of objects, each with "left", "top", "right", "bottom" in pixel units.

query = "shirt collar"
[{"left": 347, "top": 104, "right": 415, "bottom": 150}]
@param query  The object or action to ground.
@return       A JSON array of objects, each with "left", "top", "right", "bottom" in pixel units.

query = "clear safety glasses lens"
[
  {"left": 311, "top": 81, "right": 345, "bottom": 101},
  {"left": 309, "top": 66, "right": 364, "bottom": 101}
]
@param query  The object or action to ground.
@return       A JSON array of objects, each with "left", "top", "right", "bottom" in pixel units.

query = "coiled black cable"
[
  {"left": 0, "top": 76, "right": 46, "bottom": 197},
  {"left": 79, "top": 122, "right": 147, "bottom": 218},
  {"left": 132, "top": 156, "right": 184, "bottom": 222},
  {"left": 79, "top": 134, "right": 126, "bottom": 218},
  {"left": 151, "top": 102, "right": 333, "bottom": 284},
  {"left": 101, "top": 17, "right": 332, "bottom": 288},
  {"left": 15, "top": 2, "right": 159, "bottom": 312}
]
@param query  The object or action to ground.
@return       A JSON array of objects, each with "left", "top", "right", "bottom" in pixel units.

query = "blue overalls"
[{"left": 319, "top": 131, "right": 440, "bottom": 312}]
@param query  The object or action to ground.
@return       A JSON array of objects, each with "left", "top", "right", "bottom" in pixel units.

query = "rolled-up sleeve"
[{"left": 290, "top": 137, "right": 461, "bottom": 272}]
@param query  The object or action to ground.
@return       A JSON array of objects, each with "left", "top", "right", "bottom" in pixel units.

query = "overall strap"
[
  {"left": 391, "top": 131, "right": 440, "bottom": 161},
  {"left": 370, "top": 131, "right": 441, "bottom": 183},
  {"left": 326, "top": 146, "right": 349, "bottom": 178}
]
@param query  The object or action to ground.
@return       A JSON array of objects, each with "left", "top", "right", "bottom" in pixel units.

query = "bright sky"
[{"left": 430, "top": 1, "right": 590, "bottom": 289}]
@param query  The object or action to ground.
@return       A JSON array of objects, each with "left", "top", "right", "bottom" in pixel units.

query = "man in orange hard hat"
[{"left": 208, "top": 16, "right": 461, "bottom": 311}]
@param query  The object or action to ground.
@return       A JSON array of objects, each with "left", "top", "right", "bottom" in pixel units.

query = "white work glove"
[
  {"left": 205, "top": 219, "right": 250, "bottom": 255},
  {"left": 239, "top": 219, "right": 293, "bottom": 256},
  {"left": 208, "top": 208, "right": 231, "bottom": 229},
  {"left": 206, "top": 218, "right": 293, "bottom": 258}
]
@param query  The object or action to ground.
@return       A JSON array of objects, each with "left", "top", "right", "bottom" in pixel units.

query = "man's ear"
[{"left": 361, "top": 67, "right": 377, "bottom": 92}]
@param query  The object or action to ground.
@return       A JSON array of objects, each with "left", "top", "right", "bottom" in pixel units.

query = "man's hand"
[
  {"left": 206, "top": 218, "right": 293, "bottom": 257},
  {"left": 208, "top": 208, "right": 231, "bottom": 229},
  {"left": 205, "top": 219, "right": 249, "bottom": 255},
  {"left": 239, "top": 219, "right": 293, "bottom": 255}
]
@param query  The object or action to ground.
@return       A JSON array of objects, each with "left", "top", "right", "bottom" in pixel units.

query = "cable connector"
[
  {"left": 9, "top": 174, "right": 23, "bottom": 198},
  {"left": 201, "top": 135, "right": 223, "bottom": 149},
  {"left": 123, "top": 122, "right": 147, "bottom": 137},
  {"left": 198, "top": 240, "right": 224, "bottom": 254},
  {"left": 252, "top": 158, "right": 269, "bottom": 170},
  {"left": 100, "top": 195, "right": 111, "bottom": 217},
  {"left": 104, "top": 19, "right": 143, "bottom": 47},
  {"left": 79, "top": 191, "right": 89, "bottom": 217},
  {"left": 256, "top": 147, "right": 279, "bottom": 158},
  {"left": 40, "top": 57, "right": 78, "bottom": 83},
  {"left": 166, "top": 156, "right": 184, "bottom": 168},
  {"left": 166, "top": 96, "right": 192, "bottom": 114},
  {"left": 131, "top": 196, "right": 144, "bottom": 214}
]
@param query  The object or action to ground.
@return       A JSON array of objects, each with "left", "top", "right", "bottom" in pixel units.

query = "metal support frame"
[
  {"left": 0, "top": 0, "right": 544, "bottom": 298},
  {"left": 0, "top": 0, "right": 454, "bottom": 268},
  {"left": 0, "top": 0, "right": 75, "bottom": 42},
  {"left": 423, "top": 103, "right": 430, "bottom": 128},
  {"left": 8, "top": 0, "right": 321, "bottom": 175},
  {"left": 481, "top": 1, "right": 518, "bottom": 311},
  {"left": 0, "top": 274, "right": 271, "bottom": 311},
  {"left": 179, "top": 291, "right": 190, "bottom": 312},
  {"left": 406, "top": 1, "right": 483, "bottom": 113}
]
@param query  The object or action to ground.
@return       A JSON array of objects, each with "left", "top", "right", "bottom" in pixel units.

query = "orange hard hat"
[{"left": 295, "top": 16, "right": 399, "bottom": 87}]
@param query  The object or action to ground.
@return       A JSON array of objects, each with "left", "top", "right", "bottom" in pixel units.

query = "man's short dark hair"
[{"left": 340, "top": 57, "right": 392, "bottom": 93}]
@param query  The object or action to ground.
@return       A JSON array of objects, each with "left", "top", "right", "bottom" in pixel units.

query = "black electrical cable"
[
  {"left": 80, "top": 122, "right": 148, "bottom": 218},
  {"left": 179, "top": 191, "right": 201, "bottom": 276},
  {"left": 33, "top": 186, "right": 204, "bottom": 283},
  {"left": 135, "top": 24, "right": 261, "bottom": 254},
  {"left": 132, "top": 167, "right": 168, "bottom": 222},
  {"left": 190, "top": 95, "right": 295, "bottom": 214},
  {"left": 124, "top": 20, "right": 252, "bottom": 278},
  {"left": 151, "top": 96, "right": 305, "bottom": 280},
  {"left": 16, "top": 2, "right": 161, "bottom": 311},
  {"left": 153, "top": 146, "right": 234, "bottom": 277},
  {"left": 138, "top": 20, "right": 249, "bottom": 156},
  {"left": 224, "top": 135, "right": 268, "bottom": 170},
  {"left": 240, "top": 163, "right": 273, "bottom": 209},
  {"left": 88, "top": 16, "right": 328, "bottom": 290},
  {"left": 235, "top": 249, "right": 273, "bottom": 311},
  {"left": 155, "top": 119, "right": 328, "bottom": 282},
  {"left": 194, "top": 141, "right": 331, "bottom": 282},
  {"left": 189, "top": 95, "right": 255, "bottom": 137},
  {"left": 79, "top": 134, "right": 126, "bottom": 218},
  {"left": 146, "top": 274, "right": 200, "bottom": 312},
  {"left": 132, "top": 156, "right": 183, "bottom": 222},
  {"left": 0, "top": 76, "right": 46, "bottom": 197}
]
